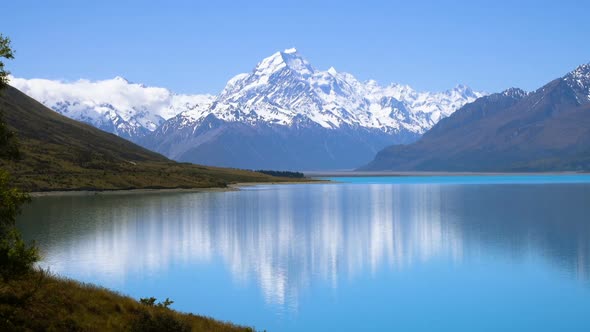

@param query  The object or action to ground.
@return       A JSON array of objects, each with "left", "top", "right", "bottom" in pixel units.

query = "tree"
[
  {"left": 0, "top": 34, "right": 38, "bottom": 280},
  {"left": 0, "top": 34, "right": 14, "bottom": 90},
  {"left": 0, "top": 171, "right": 36, "bottom": 279}
]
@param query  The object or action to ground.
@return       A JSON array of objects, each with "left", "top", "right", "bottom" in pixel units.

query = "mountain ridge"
[{"left": 361, "top": 62, "right": 590, "bottom": 172}]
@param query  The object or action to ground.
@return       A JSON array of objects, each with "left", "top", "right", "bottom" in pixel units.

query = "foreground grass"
[{"left": 0, "top": 269, "right": 256, "bottom": 332}]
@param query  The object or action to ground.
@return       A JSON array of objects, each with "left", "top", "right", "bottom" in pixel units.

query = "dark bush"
[
  {"left": 140, "top": 296, "right": 174, "bottom": 308},
  {"left": 0, "top": 228, "right": 39, "bottom": 280},
  {"left": 255, "top": 170, "right": 305, "bottom": 178}
]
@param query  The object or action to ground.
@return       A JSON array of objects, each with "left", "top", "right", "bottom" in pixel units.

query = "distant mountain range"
[
  {"left": 11, "top": 49, "right": 483, "bottom": 170},
  {"left": 361, "top": 63, "right": 590, "bottom": 171}
]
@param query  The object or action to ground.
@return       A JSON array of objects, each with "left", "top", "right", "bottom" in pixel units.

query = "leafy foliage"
[
  {"left": 0, "top": 34, "right": 14, "bottom": 90},
  {"left": 0, "top": 36, "right": 39, "bottom": 280},
  {"left": 0, "top": 170, "right": 29, "bottom": 232},
  {"left": 140, "top": 296, "right": 174, "bottom": 308},
  {"left": 0, "top": 227, "right": 39, "bottom": 280}
]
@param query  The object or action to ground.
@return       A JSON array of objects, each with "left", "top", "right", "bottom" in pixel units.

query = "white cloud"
[{"left": 9, "top": 76, "right": 214, "bottom": 131}]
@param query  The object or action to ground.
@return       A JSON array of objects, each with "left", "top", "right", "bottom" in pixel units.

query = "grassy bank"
[{"left": 0, "top": 269, "right": 256, "bottom": 332}]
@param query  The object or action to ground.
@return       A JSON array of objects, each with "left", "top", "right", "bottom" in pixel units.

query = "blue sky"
[{"left": 3, "top": 0, "right": 589, "bottom": 94}]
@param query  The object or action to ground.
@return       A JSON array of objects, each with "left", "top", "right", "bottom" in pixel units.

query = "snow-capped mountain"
[
  {"left": 145, "top": 48, "right": 484, "bottom": 169},
  {"left": 563, "top": 63, "right": 590, "bottom": 103},
  {"left": 11, "top": 48, "right": 485, "bottom": 169},
  {"left": 9, "top": 76, "right": 214, "bottom": 141},
  {"left": 183, "top": 48, "right": 483, "bottom": 134}
]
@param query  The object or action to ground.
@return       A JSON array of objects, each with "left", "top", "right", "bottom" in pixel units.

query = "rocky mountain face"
[
  {"left": 11, "top": 49, "right": 483, "bottom": 170},
  {"left": 361, "top": 63, "right": 590, "bottom": 172}
]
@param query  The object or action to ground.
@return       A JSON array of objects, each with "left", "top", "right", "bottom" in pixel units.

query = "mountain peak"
[
  {"left": 451, "top": 84, "right": 473, "bottom": 95},
  {"left": 113, "top": 76, "right": 130, "bottom": 83},
  {"left": 570, "top": 62, "right": 590, "bottom": 75},
  {"left": 565, "top": 62, "right": 590, "bottom": 82},
  {"left": 564, "top": 62, "right": 590, "bottom": 99},
  {"left": 254, "top": 48, "right": 314, "bottom": 78}
]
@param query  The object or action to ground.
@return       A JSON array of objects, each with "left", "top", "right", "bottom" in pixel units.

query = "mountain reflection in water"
[{"left": 19, "top": 182, "right": 590, "bottom": 310}]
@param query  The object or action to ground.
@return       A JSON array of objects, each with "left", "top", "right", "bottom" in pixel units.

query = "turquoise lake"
[{"left": 18, "top": 175, "right": 590, "bottom": 331}]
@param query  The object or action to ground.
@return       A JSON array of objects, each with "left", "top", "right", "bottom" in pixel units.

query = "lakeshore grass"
[{"left": 1, "top": 269, "right": 256, "bottom": 332}]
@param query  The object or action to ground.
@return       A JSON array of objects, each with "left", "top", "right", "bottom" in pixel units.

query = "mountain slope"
[
  {"left": 361, "top": 63, "right": 590, "bottom": 172},
  {"left": 0, "top": 85, "right": 293, "bottom": 191},
  {"left": 142, "top": 49, "right": 483, "bottom": 169}
]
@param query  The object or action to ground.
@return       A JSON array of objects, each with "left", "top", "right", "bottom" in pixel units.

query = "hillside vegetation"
[
  {"left": 1, "top": 270, "right": 255, "bottom": 332},
  {"left": 0, "top": 86, "right": 298, "bottom": 191}
]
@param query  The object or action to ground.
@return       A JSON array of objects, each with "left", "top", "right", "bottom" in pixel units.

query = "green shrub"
[
  {"left": 0, "top": 228, "right": 39, "bottom": 280},
  {"left": 0, "top": 169, "right": 38, "bottom": 280},
  {"left": 140, "top": 296, "right": 174, "bottom": 308}
]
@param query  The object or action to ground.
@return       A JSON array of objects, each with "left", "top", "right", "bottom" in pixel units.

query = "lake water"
[{"left": 18, "top": 176, "right": 590, "bottom": 331}]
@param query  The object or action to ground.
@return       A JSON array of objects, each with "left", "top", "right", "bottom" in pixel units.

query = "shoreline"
[
  {"left": 29, "top": 187, "right": 233, "bottom": 197},
  {"left": 27, "top": 172, "right": 590, "bottom": 197},
  {"left": 28, "top": 180, "right": 326, "bottom": 197},
  {"left": 305, "top": 171, "right": 590, "bottom": 177}
]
